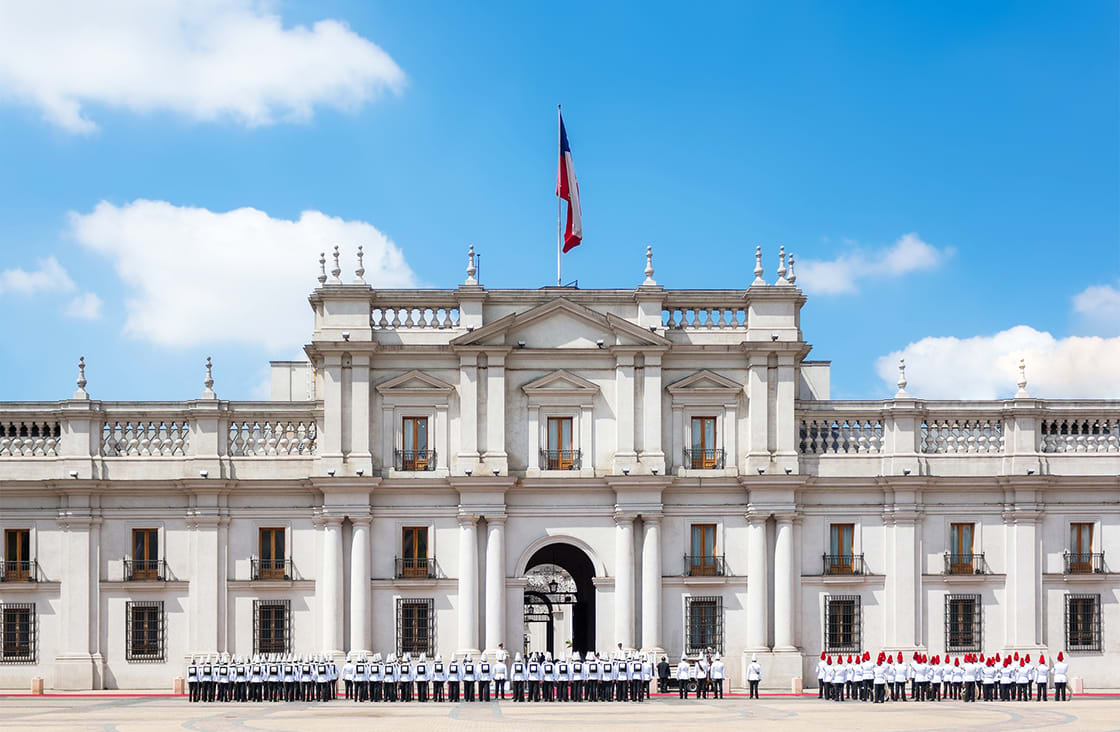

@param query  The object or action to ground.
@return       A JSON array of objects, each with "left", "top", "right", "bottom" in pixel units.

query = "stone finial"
[
  {"left": 354, "top": 245, "right": 366, "bottom": 284},
  {"left": 330, "top": 245, "right": 342, "bottom": 284},
  {"left": 202, "top": 356, "right": 216, "bottom": 399},
  {"left": 895, "top": 358, "right": 909, "bottom": 398},
  {"left": 1015, "top": 358, "right": 1030, "bottom": 398},
  {"left": 643, "top": 245, "right": 656, "bottom": 285},
  {"left": 787, "top": 253, "right": 796, "bottom": 285},
  {"left": 776, "top": 245, "right": 788, "bottom": 283},
  {"left": 317, "top": 252, "right": 327, "bottom": 285},
  {"left": 465, "top": 244, "right": 478, "bottom": 285},
  {"left": 73, "top": 356, "right": 88, "bottom": 400},
  {"left": 752, "top": 246, "right": 764, "bottom": 285}
]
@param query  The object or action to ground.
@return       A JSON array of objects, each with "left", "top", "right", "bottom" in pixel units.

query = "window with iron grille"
[
  {"left": 125, "top": 600, "right": 164, "bottom": 662},
  {"left": 396, "top": 598, "right": 434, "bottom": 656},
  {"left": 1, "top": 603, "right": 35, "bottom": 663},
  {"left": 1065, "top": 593, "right": 1101, "bottom": 652},
  {"left": 945, "top": 594, "right": 981, "bottom": 652},
  {"left": 253, "top": 600, "right": 291, "bottom": 655},
  {"left": 825, "top": 595, "right": 861, "bottom": 654},
  {"left": 684, "top": 596, "right": 723, "bottom": 655}
]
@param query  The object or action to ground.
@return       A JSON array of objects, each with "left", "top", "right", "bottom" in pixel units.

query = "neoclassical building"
[{"left": 1, "top": 246, "right": 1117, "bottom": 690}]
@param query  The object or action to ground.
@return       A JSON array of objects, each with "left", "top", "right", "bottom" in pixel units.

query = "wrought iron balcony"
[
  {"left": 539, "top": 449, "right": 581, "bottom": 471},
  {"left": 395, "top": 556, "right": 436, "bottom": 579},
  {"left": 124, "top": 558, "right": 167, "bottom": 581},
  {"left": 0, "top": 559, "right": 41, "bottom": 582},
  {"left": 683, "top": 448, "right": 725, "bottom": 470},
  {"left": 943, "top": 552, "right": 986, "bottom": 575},
  {"left": 683, "top": 554, "right": 726, "bottom": 577},
  {"left": 1064, "top": 551, "right": 1105, "bottom": 575},
  {"left": 394, "top": 449, "right": 436, "bottom": 471},
  {"left": 251, "top": 557, "right": 293, "bottom": 581},
  {"left": 822, "top": 553, "right": 866, "bottom": 576}
]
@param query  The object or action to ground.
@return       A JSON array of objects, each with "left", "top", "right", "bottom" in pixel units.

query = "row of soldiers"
[
  {"left": 186, "top": 656, "right": 339, "bottom": 702},
  {"left": 816, "top": 650, "right": 1074, "bottom": 703}
]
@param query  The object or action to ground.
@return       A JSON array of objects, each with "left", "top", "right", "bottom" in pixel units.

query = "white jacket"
[
  {"left": 1035, "top": 664, "right": 1049, "bottom": 684},
  {"left": 1052, "top": 661, "right": 1069, "bottom": 683},
  {"left": 746, "top": 662, "right": 761, "bottom": 681}
]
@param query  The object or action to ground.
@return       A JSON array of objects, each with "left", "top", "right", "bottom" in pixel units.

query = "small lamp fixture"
[
  {"left": 770, "top": 333, "right": 779, "bottom": 342},
  {"left": 199, "top": 469, "right": 208, "bottom": 479},
  {"left": 785, "top": 467, "right": 792, "bottom": 475},
  {"left": 517, "top": 340, "right": 526, "bottom": 349},
  {"left": 548, "top": 579, "right": 558, "bottom": 594},
  {"left": 622, "top": 467, "right": 630, "bottom": 476},
  {"left": 356, "top": 469, "right": 364, "bottom": 477},
  {"left": 651, "top": 467, "right": 658, "bottom": 476},
  {"left": 492, "top": 467, "right": 500, "bottom": 477},
  {"left": 69, "top": 470, "right": 78, "bottom": 479},
  {"left": 596, "top": 339, "right": 605, "bottom": 349},
  {"left": 341, "top": 331, "right": 350, "bottom": 341},
  {"left": 327, "top": 469, "right": 335, "bottom": 477},
  {"left": 903, "top": 469, "right": 912, "bottom": 476},
  {"left": 1027, "top": 468, "right": 1035, "bottom": 475},
  {"left": 757, "top": 467, "right": 765, "bottom": 475},
  {"left": 465, "top": 468, "right": 473, "bottom": 477}
]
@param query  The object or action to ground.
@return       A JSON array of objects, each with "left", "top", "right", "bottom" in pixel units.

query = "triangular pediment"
[
  {"left": 449, "top": 298, "right": 671, "bottom": 349},
  {"left": 375, "top": 369, "right": 455, "bottom": 394},
  {"left": 667, "top": 369, "right": 744, "bottom": 395},
  {"left": 522, "top": 369, "right": 601, "bottom": 396}
]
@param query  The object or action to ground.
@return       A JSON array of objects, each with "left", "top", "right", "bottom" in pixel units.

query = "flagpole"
[{"left": 557, "top": 104, "right": 562, "bottom": 287}]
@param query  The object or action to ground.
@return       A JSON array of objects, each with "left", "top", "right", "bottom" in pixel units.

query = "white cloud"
[
  {"left": 0, "top": 256, "right": 75, "bottom": 295},
  {"left": 68, "top": 199, "right": 417, "bottom": 350},
  {"left": 1072, "top": 279, "right": 1120, "bottom": 336},
  {"left": 875, "top": 325, "right": 1120, "bottom": 399},
  {"left": 797, "top": 233, "right": 951, "bottom": 295},
  {"left": 63, "top": 292, "right": 103, "bottom": 320},
  {"left": 0, "top": 1, "right": 405, "bottom": 133}
]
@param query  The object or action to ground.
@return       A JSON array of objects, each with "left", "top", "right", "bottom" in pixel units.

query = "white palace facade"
[{"left": 1, "top": 246, "right": 1118, "bottom": 690}]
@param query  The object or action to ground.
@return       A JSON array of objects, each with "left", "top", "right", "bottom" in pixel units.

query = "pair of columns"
[
  {"left": 457, "top": 513, "right": 506, "bottom": 655},
  {"left": 320, "top": 515, "right": 372, "bottom": 654},
  {"left": 615, "top": 513, "right": 664, "bottom": 651},
  {"left": 746, "top": 513, "right": 798, "bottom": 652}
]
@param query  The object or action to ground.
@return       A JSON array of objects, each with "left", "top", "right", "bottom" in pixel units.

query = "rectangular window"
[
  {"left": 689, "top": 524, "right": 718, "bottom": 576},
  {"left": 828, "top": 524, "right": 855, "bottom": 573},
  {"left": 1069, "top": 523, "right": 1094, "bottom": 573},
  {"left": 546, "top": 417, "right": 575, "bottom": 469},
  {"left": 949, "top": 523, "right": 975, "bottom": 573},
  {"left": 131, "top": 528, "right": 159, "bottom": 580},
  {"left": 689, "top": 417, "right": 718, "bottom": 469},
  {"left": 684, "top": 596, "right": 723, "bottom": 654},
  {"left": 401, "top": 527, "right": 429, "bottom": 578},
  {"left": 126, "top": 600, "right": 164, "bottom": 661},
  {"left": 254, "top": 599, "right": 291, "bottom": 655},
  {"left": 1, "top": 603, "right": 35, "bottom": 663},
  {"left": 825, "top": 595, "right": 861, "bottom": 653},
  {"left": 402, "top": 417, "right": 430, "bottom": 470},
  {"left": 396, "top": 598, "right": 434, "bottom": 656},
  {"left": 945, "top": 594, "right": 982, "bottom": 652},
  {"left": 4, "top": 529, "right": 31, "bottom": 580},
  {"left": 258, "top": 528, "right": 286, "bottom": 579},
  {"left": 1065, "top": 594, "right": 1101, "bottom": 652}
]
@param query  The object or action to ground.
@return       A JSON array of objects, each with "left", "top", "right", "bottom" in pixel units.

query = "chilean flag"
[{"left": 557, "top": 112, "right": 582, "bottom": 252}]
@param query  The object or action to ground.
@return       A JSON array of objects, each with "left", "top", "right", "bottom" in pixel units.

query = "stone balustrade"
[
  {"left": 1041, "top": 417, "right": 1120, "bottom": 453},
  {"left": 799, "top": 417, "right": 884, "bottom": 454},
  {"left": 370, "top": 304, "right": 461, "bottom": 330},
  {"left": 920, "top": 418, "right": 1004, "bottom": 454},
  {"left": 101, "top": 418, "right": 190, "bottom": 456},
  {"left": 0, "top": 419, "right": 61, "bottom": 456},
  {"left": 661, "top": 295, "right": 748, "bottom": 330},
  {"left": 226, "top": 417, "right": 317, "bottom": 456}
]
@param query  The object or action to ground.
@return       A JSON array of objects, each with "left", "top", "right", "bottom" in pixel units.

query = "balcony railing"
[
  {"left": 822, "top": 554, "right": 866, "bottom": 576},
  {"left": 539, "top": 449, "right": 581, "bottom": 471},
  {"left": 251, "top": 558, "right": 293, "bottom": 581},
  {"left": 683, "top": 554, "right": 726, "bottom": 577},
  {"left": 394, "top": 449, "right": 436, "bottom": 471},
  {"left": 124, "top": 558, "right": 167, "bottom": 581},
  {"left": 683, "top": 448, "right": 725, "bottom": 470},
  {"left": 1064, "top": 551, "right": 1105, "bottom": 574},
  {"left": 0, "top": 559, "right": 41, "bottom": 582},
  {"left": 395, "top": 556, "right": 436, "bottom": 579},
  {"left": 944, "top": 553, "right": 986, "bottom": 575}
]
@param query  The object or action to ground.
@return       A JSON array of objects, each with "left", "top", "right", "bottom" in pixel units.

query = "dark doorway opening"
[{"left": 523, "top": 543, "right": 596, "bottom": 655}]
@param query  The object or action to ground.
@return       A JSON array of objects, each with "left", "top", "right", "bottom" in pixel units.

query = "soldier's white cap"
[
  {"left": 515, "top": 652, "right": 523, "bottom": 662},
  {"left": 752, "top": 653, "right": 758, "bottom": 662},
  {"left": 435, "top": 654, "right": 442, "bottom": 662}
]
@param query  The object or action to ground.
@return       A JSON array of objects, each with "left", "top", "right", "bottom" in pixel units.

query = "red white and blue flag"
[{"left": 557, "top": 111, "right": 582, "bottom": 252}]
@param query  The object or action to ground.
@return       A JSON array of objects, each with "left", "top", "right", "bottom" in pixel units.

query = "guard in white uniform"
[
  {"left": 1053, "top": 652, "right": 1070, "bottom": 701},
  {"left": 1035, "top": 654, "right": 1050, "bottom": 701},
  {"left": 676, "top": 657, "right": 691, "bottom": 699},
  {"left": 746, "top": 653, "right": 762, "bottom": 699}
]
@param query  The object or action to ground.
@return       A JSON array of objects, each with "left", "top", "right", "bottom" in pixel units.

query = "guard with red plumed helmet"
[
  {"left": 1035, "top": 653, "right": 1050, "bottom": 701},
  {"left": 1053, "top": 652, "right": 1069, "bottom": 701},
  {"left": 816, "top": 652, "right": 827, "bottom": 699}
]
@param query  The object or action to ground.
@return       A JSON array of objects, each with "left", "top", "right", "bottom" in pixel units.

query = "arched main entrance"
[{"left": 522, "top": 542, "right": 596, "bottom": 656}]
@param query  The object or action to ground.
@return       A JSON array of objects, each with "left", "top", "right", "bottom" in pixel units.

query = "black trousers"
[
  {"left": 513, "top": 680, "right": 524, "bottom": 701},
  {"left": 495, "top": 679, "right": 506, "bottom": 699},
  {"left": 874, "top": 683, "right": 886, "bottom": 703},
  {"left": 464, "top": 680, "right": 475, "bottom": 701},
  {"left": 448, "top": 681, "right": 459, "bottom": 702},
  {"left": 529, "top": 680, "right": 540, "bottom": 701},
  {"left": 748, "top": 680, "right": 759, "bottom": 699},
  {"left": 1037, "top": 683, "right": 1048, "bottom": 701},
  {"left": 712, "top": 679, "right": 723, "bottom": 699},
  {"left": 1055, "top": 682, "right": 1067, "bottom": 701},
  {"left": 679, "top": 681, "right": 687, "bottom": 698}
]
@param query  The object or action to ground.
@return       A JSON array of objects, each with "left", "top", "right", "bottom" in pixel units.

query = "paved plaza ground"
[{"left": 0, "top": 693, "right": 1118, "bottom": 732}]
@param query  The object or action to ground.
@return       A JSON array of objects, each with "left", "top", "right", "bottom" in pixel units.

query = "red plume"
[
  {"left": 897, "top": 651, "right": 903, "bottom": 663},
  {"left": 1058, "top": 652, "right": 1064, "bottom": 661},
  {"left": 979, "top": 653, "right": 984, "bottom": 661},
  {"left": 1025, "top": 654, "right": 1031, "bottom": 663},
  {"left": 827, "top": 656, "right": 832, "bottom": 665},
  {"left": 1039, "top": 654, "right": 1045, "bottom": 664},
  {"left": 995, "top": 653, "right": 1001, "bottom": 661},
  {"left": 820, "top": 652, "right": 825, "bottom": 661},
  {"left": 1013, "top": 652, "right": 1019, "bottom": 661}
]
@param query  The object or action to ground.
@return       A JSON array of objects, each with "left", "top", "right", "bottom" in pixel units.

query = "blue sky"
[{"left": 0, "top": 0, "right": 1117, "bottom": 401}]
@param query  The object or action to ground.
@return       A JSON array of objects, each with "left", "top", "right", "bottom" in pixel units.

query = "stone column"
[
  {"left": 188, "top": 513, "right": 221, "bottom": 656},
  {"left": 321, "top": 354, "right": 345, "bottom": 468},
  {"left": 350, "top": 353, "right": 372, "bottom": 475},
  {"left": 484, "top": 516, "right": 506, "bottom": 654},
  {"left": 321, "top": 517, "right": 344, "bottom": 654},
  {"left": 457, "top": 513, "right": 480, "bottom": 655},
  {"left": 456, "top": 353, "right": 480, "bottom": 473},
  {"left": 641, "top": 514, "right": 663, "bottom": 652},
  {"left": 885, "top": 511, "right": 919, "bottom": 648},
  {"left": 774, "top": 354, "right": 798, "bottom": 474},
  {"left": 639, "top": 355, "right": 665, "bottom": 474},
  {"left": 55, "top": 510, "right": 98, "bottom": 690},
  {"left": 614, "top": 354, "right": 637, "bottom": 472},
  {"left": 614, "top": 513, "right": 636, "bottom": 649},
  {"left": 349, "top": 516, "right": 371, "bottom": 654},
  {"left": 483, "top": 352, "right": 507, "bottom": 472},
  {"left": 774, "top": 515, "right": 796, "bottom": 651},
  {"left": 746, "top": 514, "right": 769, "bottom": 651},
  {"left": 746, "top": 354, "right": 769, "bottom": 472},
  {"left": 1005, "top": 500, "right": 1042, "bottom": 649}
]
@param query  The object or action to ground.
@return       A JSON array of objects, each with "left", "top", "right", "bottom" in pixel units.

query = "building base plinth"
[
  {"left": 53, "top": 654, "right": 99, "bottom": 690},
  {"left": 741, "top": 649, "right": 803, "bottom": 690}
]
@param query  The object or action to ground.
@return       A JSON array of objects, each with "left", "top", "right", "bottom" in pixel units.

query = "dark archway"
[{"left": 524, "top": 543, "right": 596, "bottom": 654}]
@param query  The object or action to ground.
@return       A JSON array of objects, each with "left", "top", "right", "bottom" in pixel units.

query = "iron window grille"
[
  {"left": 945, "top": 593, "right": 982, "bottom": 652},
  {"left": 539, "top": 449, "right": 582, "bottom": 471},
  {"left": 1064, "top": 552, "right": 1105, "bottom": 575},
  {"left": 1065, "top": 593, "right": 1102, "bottom": 652},
  {"left": 124, "top": 558, "right": 167, "bottom": 581},
  {"left": 125, "top": 600, "right": 165, "bottom": 662},
  {"left": 0, "top": 560, "right": 41, "bottom": 582},
  {"left": 943, "top": 552, "right": 986, "bottom": 575},
  {"left": 395, "top": 556, "right": 436, "bottom": 579},
  {"left": 0, "top": 603, "right": 35, "bottom": 664},
  {"left": 822, "top": 554, "right": 866, "bottom": 576},
  {"left": 825, "top": 595, "right": 861, "bottom": 654},
  {"left": 394, "top": 449, "right": 437, "bottom": 471},
  {"left": 396, "top": 598, "right": 434, "bottom": 656},
  {"left": 683, "top": 448, "right": 725, "bottom": 470},
  {"left": 253, "top": 600, "right": 291, "bottom": 655},
  {"left": 683, "top": 555, "right": 726, "bottom": 577},
  {"left": 684, "top": 595, "right": 723, "bottom": 655},
  {"left": 251, "top": 558, "right": 293, "bottom": 581}
]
